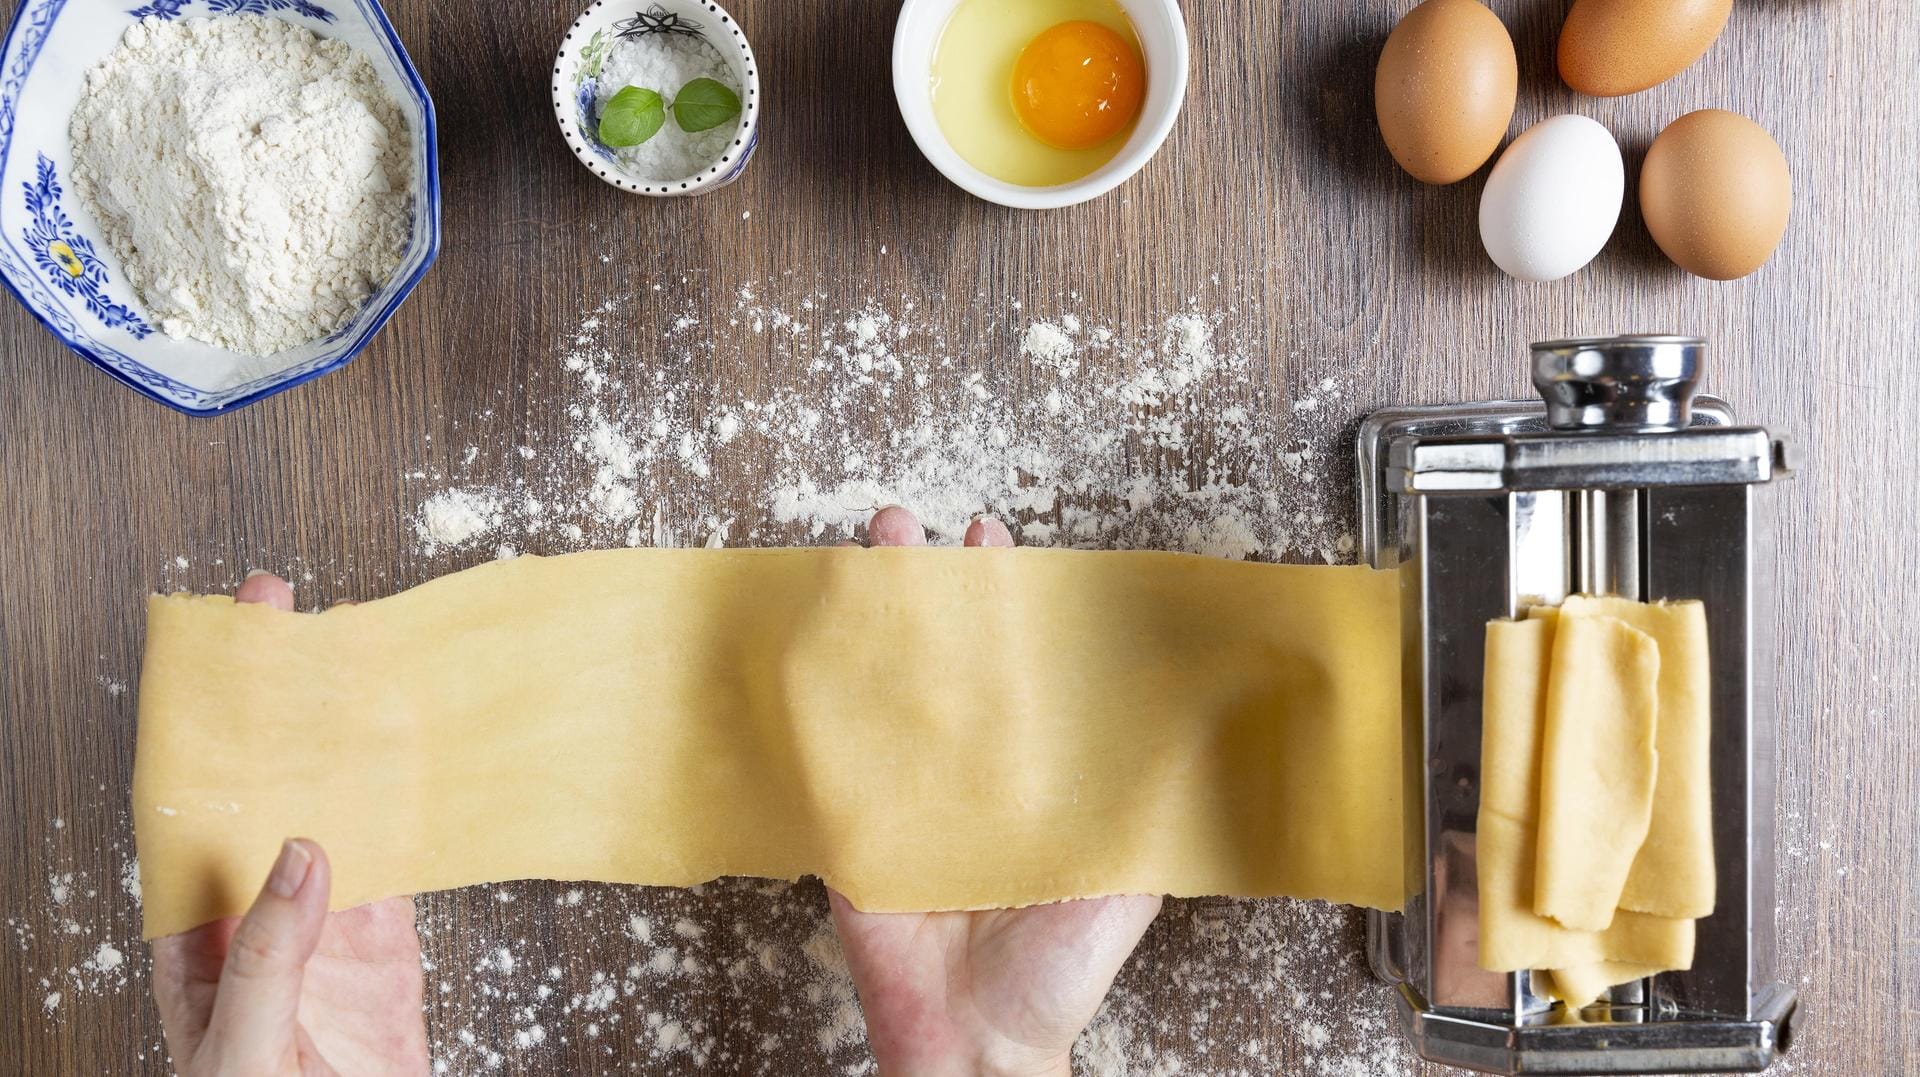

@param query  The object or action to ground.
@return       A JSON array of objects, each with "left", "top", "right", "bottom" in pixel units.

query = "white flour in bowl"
[{"left": 69, "top": 15, "right": 412, "bottom": 356}]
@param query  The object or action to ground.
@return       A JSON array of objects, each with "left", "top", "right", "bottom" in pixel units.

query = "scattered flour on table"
[
  {"left": 1021, "top": 320, "right": 1076, "bottom": 366},
  {"left": 407, "top": 878, "right": 1417, "bottom": 1076},
  {"left": 414, "top": 489, "right": 505, "bottom": 553},
  {"left": 410, "top": 281, "right": 1360, "bottom": 564},
  {"left": 9, "top": 814, "right": 166, "bottom": 1062},
  {"left": 90, "top": 942, "right": 124, "bottom": 971},
  {"left": 70, "top": 15, "right": 412, "bottom": 354}
]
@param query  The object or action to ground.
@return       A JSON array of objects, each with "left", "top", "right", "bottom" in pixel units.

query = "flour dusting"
[
  {"left": 410, "top": 282, "right": 1359, "bottom": 564},
  {"left": 414, "top": 490, "right": 505, "bottom": 553}
]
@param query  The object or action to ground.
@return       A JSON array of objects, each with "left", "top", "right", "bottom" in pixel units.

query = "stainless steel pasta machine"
[{"left": 1359, "top": 335, "right": 1799, "bottom": 1074}]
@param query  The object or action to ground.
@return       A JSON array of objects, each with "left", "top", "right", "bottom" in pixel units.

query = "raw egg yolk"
[{"left": 1011, "top": 21, "right": 1145, "bottom": 151}]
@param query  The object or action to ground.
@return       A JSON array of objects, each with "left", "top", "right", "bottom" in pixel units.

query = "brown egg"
[
  {"left": 1375, "top": 0, "right": 1517, "bottom": 185},
  {"left": 1640, "top": 110, "right": 1792, "bottom": 281},
  {"left": 1559, "top": 0, "right": 1733, "bottom": 97}
]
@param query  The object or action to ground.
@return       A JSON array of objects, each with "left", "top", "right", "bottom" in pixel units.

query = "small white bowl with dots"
[{"left": 551, "top": 0, "right": 759, "bottom": 196}]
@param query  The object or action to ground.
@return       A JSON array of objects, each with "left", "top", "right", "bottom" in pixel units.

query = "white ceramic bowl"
[
  {"left": 0, "top": 0, "right": 439, "bottom": 416},
  {"left": 892, "top": 0, "right": 1187, "bottom": 210},
  {"left": 551, "top": 0, "right": 760, "bottom": 196}
]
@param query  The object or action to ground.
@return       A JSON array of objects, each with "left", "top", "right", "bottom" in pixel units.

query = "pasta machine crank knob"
[{"left": 1531, "top": 335, "right": 1703, "bottom": 432}]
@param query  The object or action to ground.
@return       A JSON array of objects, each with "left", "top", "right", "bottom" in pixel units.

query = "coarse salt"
[{"left": 594, "top": 32, "right": 741, "bottom": 182}]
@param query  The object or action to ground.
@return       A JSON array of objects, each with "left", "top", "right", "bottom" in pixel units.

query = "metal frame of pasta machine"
[{"left": 1359, "top": 335, "right": 1799, "bottom": 1075}]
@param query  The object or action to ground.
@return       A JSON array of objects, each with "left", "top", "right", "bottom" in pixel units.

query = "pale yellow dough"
[
  {"left": 1557, "top": 596, "right": 1715, "bottom": 920},
  {"left": 1478, "top": 598, "right": 1714, "bottom": 1009},
  {"left": 1476, "top": 616, "right": 1693, "bottom": 979},
  {"left": 1533, "top": 611, "right": 1660, "bottom": 932},
  {"left": 1547, "top": 962, "right": 1666, "bottom": 1010},
  {"left": 134, "top": 547, "right": 1404, "bottom": 940}
]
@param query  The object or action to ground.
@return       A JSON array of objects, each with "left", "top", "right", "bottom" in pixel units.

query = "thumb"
[{"left": 203, "top": 839, "right": 330, "bottom": 1068}]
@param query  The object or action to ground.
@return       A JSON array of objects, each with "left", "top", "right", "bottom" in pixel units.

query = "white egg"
[{"left": 1478, "top": 115, "right": 1624, "bottom": 282}]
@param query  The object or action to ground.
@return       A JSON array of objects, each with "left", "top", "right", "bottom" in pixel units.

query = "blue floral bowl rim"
[{"left": 0, "top": 0, "right": 442, "bottom": 418}]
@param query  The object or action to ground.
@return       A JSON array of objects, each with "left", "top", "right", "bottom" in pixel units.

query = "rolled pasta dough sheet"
[
  {"left": 1557, "top": 596, "right": 1715, "bottom": 920},
  {"left": 1532, "top": 612, "right": 1661, "bottom": 932},
  {"left": 134, "top": 547, "right": 1405, "bottom": 939},
  {"left": 1476, "top": 616, "right": 1694, "bottom": 981}
]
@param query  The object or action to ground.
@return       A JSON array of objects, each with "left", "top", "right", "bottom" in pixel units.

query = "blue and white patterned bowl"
[
  {"left": 0, "top": 0, "right": 439, "bottom": 416},
  {"left": 551, "top": 0, "right": 759, "bottom": 196}
]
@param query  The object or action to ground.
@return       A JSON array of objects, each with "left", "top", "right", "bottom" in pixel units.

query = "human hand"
[
  {"left": 148, "top": 573, "right": 428, "bottom": 1076},
  {"left": 830, "top": 508, "right": 1164, "bottom": 1077}
]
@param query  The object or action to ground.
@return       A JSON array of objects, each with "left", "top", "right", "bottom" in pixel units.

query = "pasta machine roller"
[{"left": 1359, "top": 335, "right": 1799, "bottom": 1074}]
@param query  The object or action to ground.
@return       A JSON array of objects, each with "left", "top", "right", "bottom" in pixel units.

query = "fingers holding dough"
[
  {"left": 865, "top": 507, "right": 1012, "bottom": 548},
  {"left": 235, "top": 572, "right": 365, "bottom": 613},
  {"left": 235, "top": 572, "right": 294, "bottom": 610},
  {"left": 868, "top": 506, "right": 927, "bottom": 548},
  {"left": 964, "top": 516, "right": 1014, "bottom": 548}
]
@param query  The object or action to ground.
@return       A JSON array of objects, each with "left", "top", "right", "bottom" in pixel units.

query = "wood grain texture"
[{"left": 3, "top": 0, "right": 1915, "bottom": 1073}]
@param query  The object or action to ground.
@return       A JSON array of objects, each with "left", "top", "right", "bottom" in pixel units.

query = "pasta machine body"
[{"left": 1358, "top": 336, "right": 1798, "bottom": 1075}]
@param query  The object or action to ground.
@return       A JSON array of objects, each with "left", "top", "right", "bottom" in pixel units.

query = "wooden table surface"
[{"left": 4, "top": 1, "right": 1915, "bottom": 1073}]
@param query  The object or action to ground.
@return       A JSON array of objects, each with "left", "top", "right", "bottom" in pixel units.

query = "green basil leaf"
[
  {"left": 599, "top": 86, "right": 665, "bottom": 148},
  {"left": 671, "top": 77, "right": 741, "bottom": 133}
]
